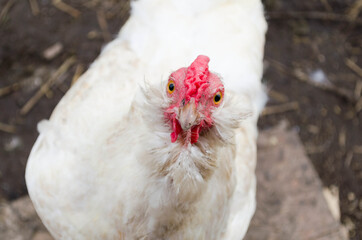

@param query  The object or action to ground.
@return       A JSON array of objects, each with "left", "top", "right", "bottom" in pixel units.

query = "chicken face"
[{"left": 164, "top": 55, "right": 224, "bottom": 144}]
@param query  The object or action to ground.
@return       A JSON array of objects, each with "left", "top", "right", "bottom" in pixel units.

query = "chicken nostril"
[{"left": 182, "top": 99, "right": 185, "bottom": 106}]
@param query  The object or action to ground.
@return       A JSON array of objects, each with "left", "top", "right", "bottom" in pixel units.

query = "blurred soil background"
[{"left": 0, "top": 0, "right": 361, "bottom": 239}]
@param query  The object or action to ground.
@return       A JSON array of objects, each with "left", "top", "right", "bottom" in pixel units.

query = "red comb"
[{"left": 184, "top": 55, "right": 210, "bottom": 103}]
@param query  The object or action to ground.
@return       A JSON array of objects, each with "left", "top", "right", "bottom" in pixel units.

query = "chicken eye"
[
  {"left": 213, "top": 91, "right": 223, "bottom": 105},
  {"left": 167, "top": 81, "right": 175, "bottom": 94}
]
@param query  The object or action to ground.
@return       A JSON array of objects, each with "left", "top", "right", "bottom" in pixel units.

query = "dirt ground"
[{"left": 0, "top": 0, "right": 361, "bottom": 239}]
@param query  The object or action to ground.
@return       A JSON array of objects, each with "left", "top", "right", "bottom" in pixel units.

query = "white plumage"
[{"left": 26, "top": 0, "right": 267, "bottom": 239}]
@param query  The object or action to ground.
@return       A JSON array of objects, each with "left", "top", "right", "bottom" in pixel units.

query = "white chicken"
[{"left": 26, "top": 0, "right": 267, "bottom": 239}]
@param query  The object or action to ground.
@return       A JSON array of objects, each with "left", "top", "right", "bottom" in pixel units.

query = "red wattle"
[
  {"left": 191, "top": 125, "right": 201, "bottom": 144},
  {"left": 170, "top": 118, "right": 182, "bottom": 143},
  {"left": 170, "top": 132, "right": 177, "bottom": 143}
]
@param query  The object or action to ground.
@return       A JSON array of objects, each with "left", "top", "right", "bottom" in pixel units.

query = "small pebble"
[
  {"left": 307, "top": 125, "right": 319, "bottom": 134},
  {"left": 4, "top": 136, "right": 22, "bottom": 151},
  {"left": 334, "top": 105, "right": 341, "bottom": 115},
  {"left": 309, "top": 69, "right": 328, "bottom": 85},
  {"left": 348, "top": 192, "right": 356, "bottom": 201},
  {"left": 43, "top": 42, "right": 63, "bottom": 60}
]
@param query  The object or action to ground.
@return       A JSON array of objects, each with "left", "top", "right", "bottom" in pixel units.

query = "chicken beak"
[{"left": 177, "top": 99, "right": 200, "bottom": 131}]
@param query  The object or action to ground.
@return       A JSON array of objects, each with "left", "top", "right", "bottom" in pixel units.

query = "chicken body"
[{"left": 25, "top": 0, "right": 267, "bottom": 239}]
